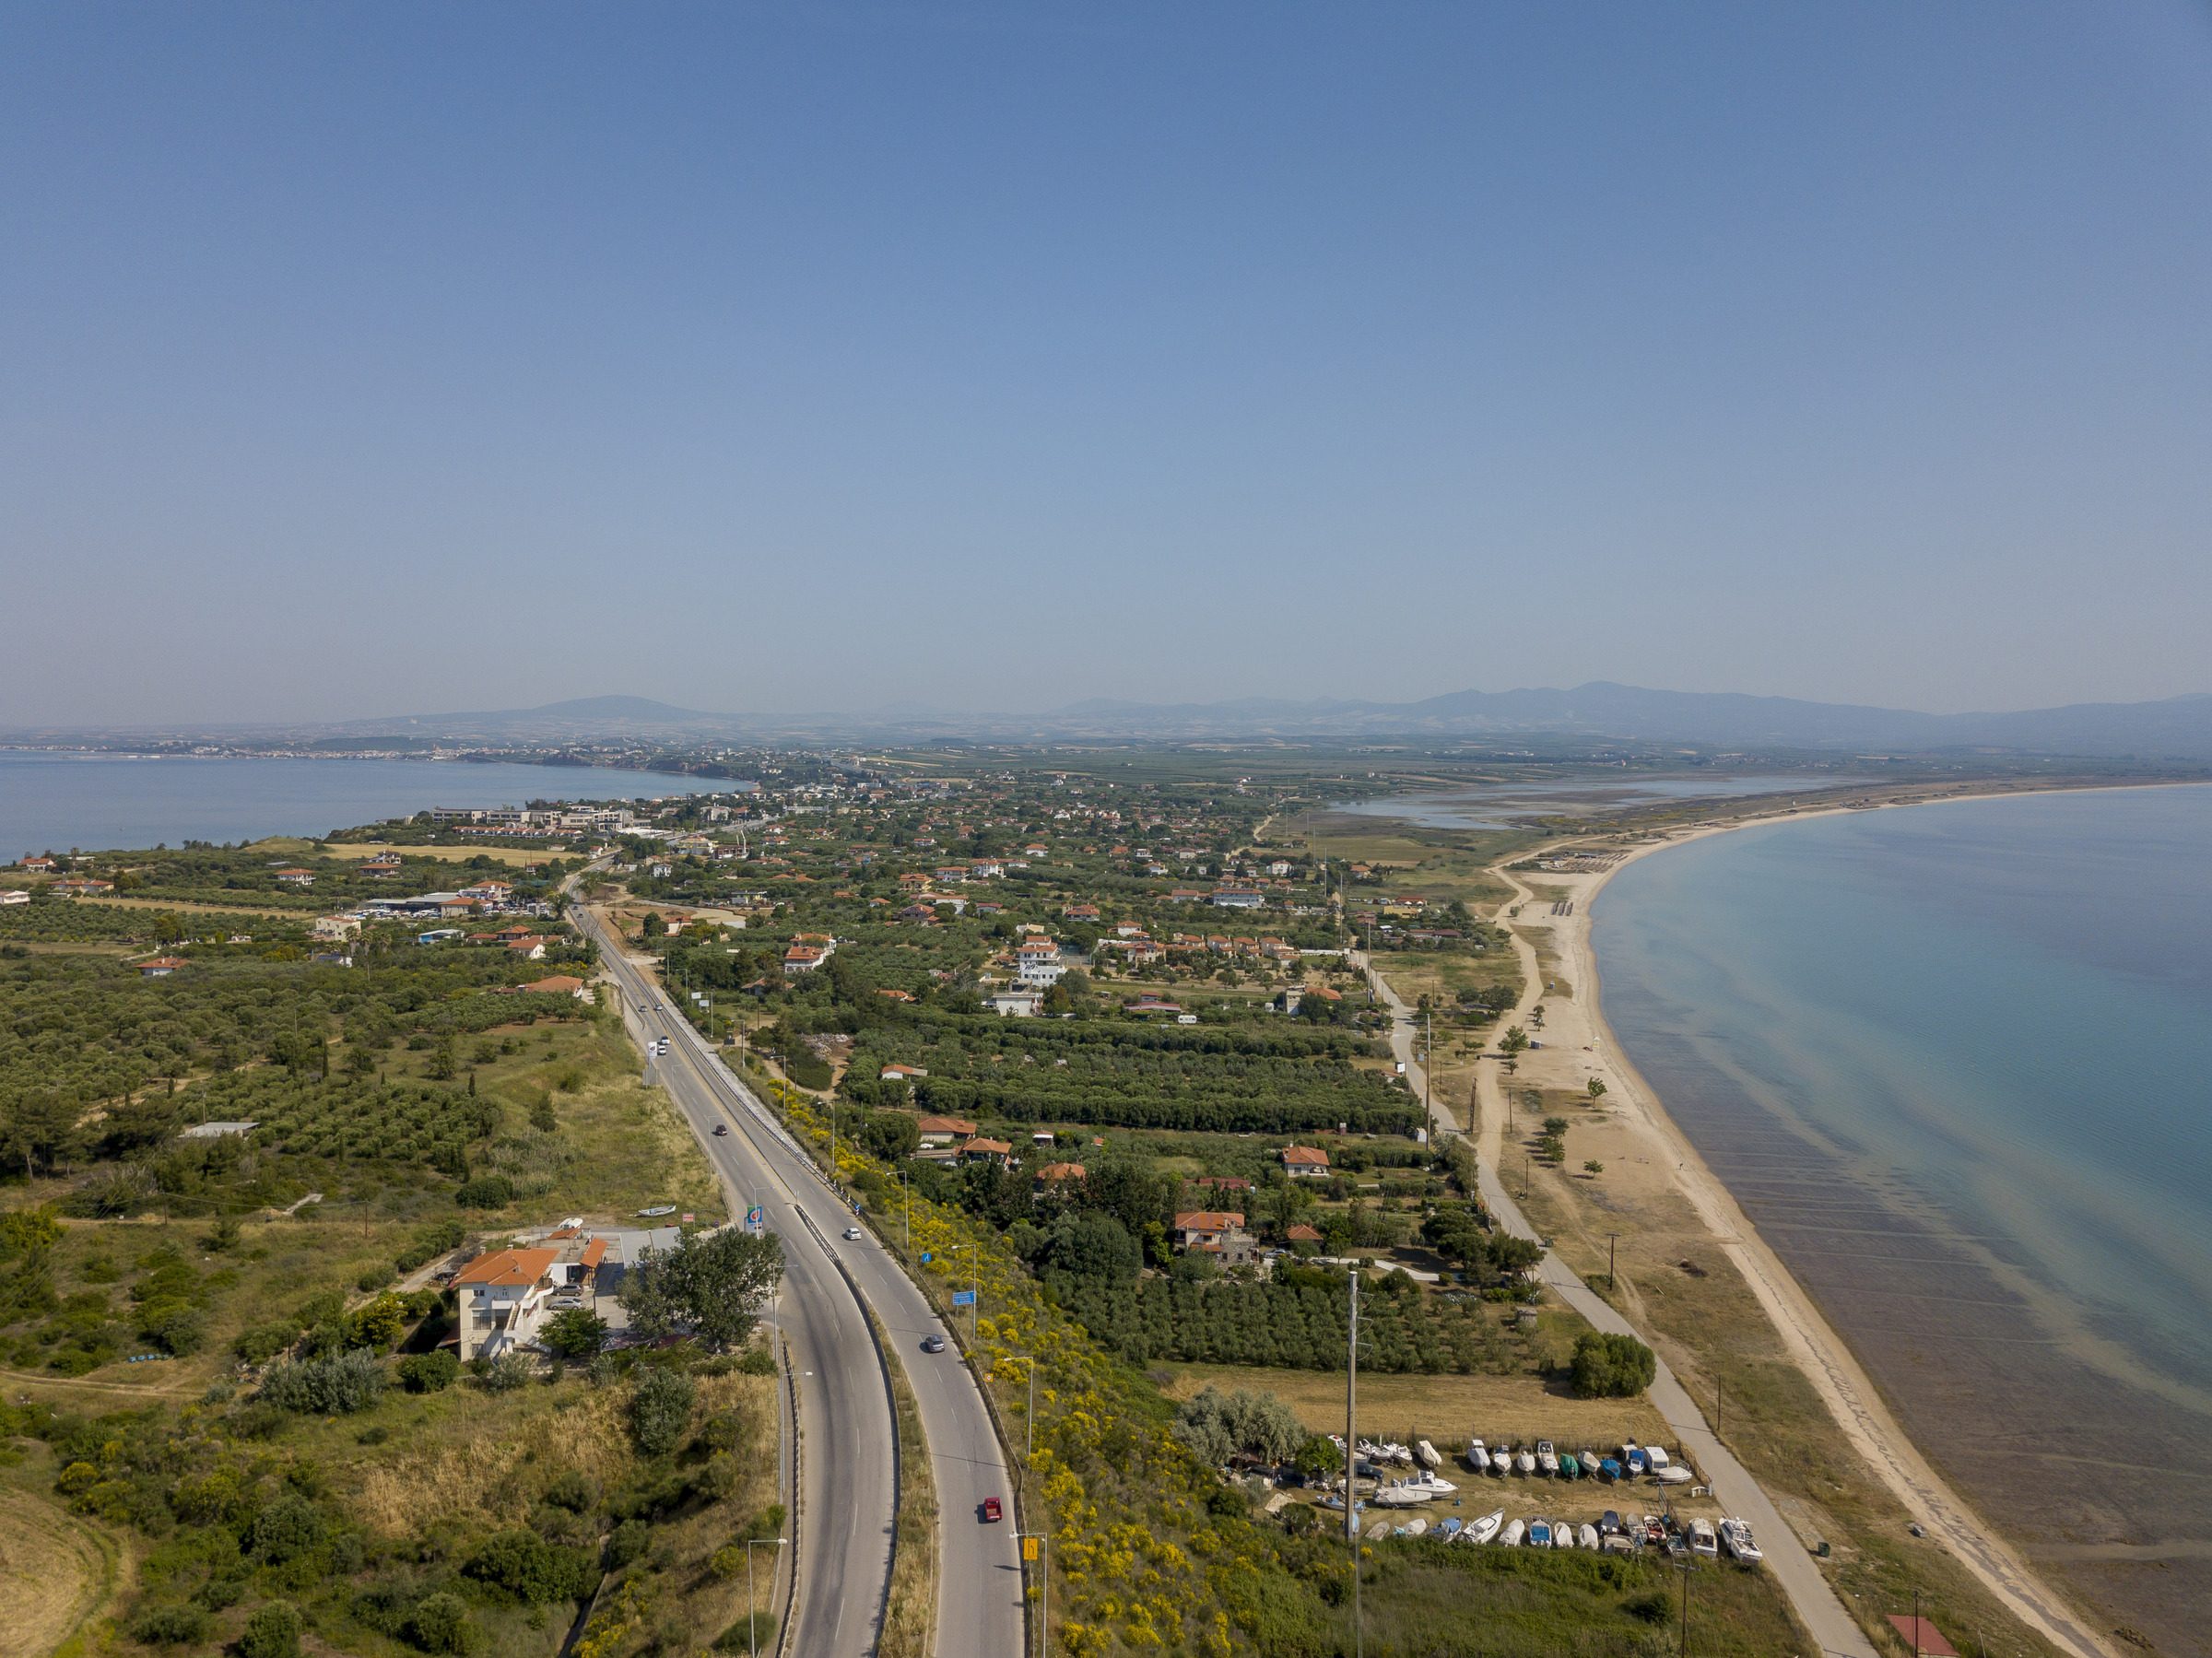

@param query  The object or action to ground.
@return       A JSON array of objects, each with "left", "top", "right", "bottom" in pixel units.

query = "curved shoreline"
[{"left": 1502, "top": 788, "right": 2184, "bottom": 1658}]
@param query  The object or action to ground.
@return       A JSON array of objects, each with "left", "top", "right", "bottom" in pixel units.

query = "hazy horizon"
[{"left": 6, "top": 3, "right": 2210, "bottom": 726}]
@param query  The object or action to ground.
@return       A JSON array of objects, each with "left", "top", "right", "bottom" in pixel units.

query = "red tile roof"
[{"left": 453, "top": 1247, "right": 559, "bottom": 1289}]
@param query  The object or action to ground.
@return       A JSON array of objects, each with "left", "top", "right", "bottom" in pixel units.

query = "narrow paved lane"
[{"left": 1357, "top": 949, "right": 1878, "bottom": 1658}]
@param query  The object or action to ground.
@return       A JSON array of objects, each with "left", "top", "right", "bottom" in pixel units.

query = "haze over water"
[{"left": 1592, "top": 786, "right": 2212, "bottom": 1654}]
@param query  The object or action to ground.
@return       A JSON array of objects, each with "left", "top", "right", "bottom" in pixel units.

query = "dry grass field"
[
  {"left": 326, "top": 843, "right": 559, "bottom": 866},
  {"left": 1157, "top": 1360, "right": 1672, "bottom": 1448},
  {"left": 0, "top": 1476, "right": 118, "bottom": 1658}
]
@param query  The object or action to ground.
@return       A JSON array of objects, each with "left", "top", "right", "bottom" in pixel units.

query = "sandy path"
[{"left": 1469, "top": 811, "right": 2120, "bottom": 1658}]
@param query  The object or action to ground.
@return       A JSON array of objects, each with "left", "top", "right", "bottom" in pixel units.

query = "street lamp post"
[
  {"left": 747, "top": 1536, "right": 786, "bottom": 1658},
  {"left": 1018, "top": 1531, "right": 1051, "bottom": 1658}
]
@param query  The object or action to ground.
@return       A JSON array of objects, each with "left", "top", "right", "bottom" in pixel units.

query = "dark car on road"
[
  {"left": 923, "top": 1335, "right": 947, "bottom": 1354},
  {"left": 712, "top": 1123, "right": 729, "bottom": 1135}
]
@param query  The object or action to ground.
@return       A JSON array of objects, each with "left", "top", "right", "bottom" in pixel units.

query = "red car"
[{"left": 982, "top": 1498, "right": 1003, "bottom": 1523}]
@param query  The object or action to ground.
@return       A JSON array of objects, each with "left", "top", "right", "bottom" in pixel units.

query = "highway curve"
[{"left": 578, "top": 908, "right": 1022, "bottom": 1658}]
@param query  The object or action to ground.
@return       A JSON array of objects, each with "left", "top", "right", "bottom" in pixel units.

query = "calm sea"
[
  {"left": 0, "top": 751, "right": 731, "bottom": 857},
  {"left": 1592, "top": 785, "right": 2212, "bottom": 1655}
]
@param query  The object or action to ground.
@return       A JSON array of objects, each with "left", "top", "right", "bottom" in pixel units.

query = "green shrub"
[
  {"left": 605, "top": 1518, "right": 651, "bottom": 1570},
  {"left": 294, "top": 1289, "right": 345, "bottom": 1328},
  {"left": 1623, "top": 1590, "right": 1671, "bottom": 1623},
  {"left": 127, "top": 1604, "right": 212, "bottom": 1646},
  {"left": 463, "top": 1528, "right": 594, "bottom": 1604},
  {"left": 240, "top": 1599, "right": 303, "bottom": 1658},
  {"left": 737, "top": 1346, "right": 777, "bottom": 1377},
  {"left": 545, "top": 1470, "right": 595, "bottom": 1513},
  {"left": 404, "top": 1591, "right": 477, "bottom": 1654},
  {"left": 396, "top": 1350, "right": 459, "bottom": 1393},
  {"left": 481, "top": 1352, "right": 533, "bottom": 1393},
  {"left": 453, "top": 1176, "right": 514, "bottom": 1209},
  {"left": 629, "top": 1367, "right": 697, "bottom": 1456},
  {"left": 261, "top": 1348, "right": 385, "bottom": 1414},
  {"left": 1570, "top": 1332, "right": 1657, "bottom": 1399},
  {"left": 234, "top": 1321, "right": 298, "bottom": 1364},
  {"left": 252, "top": 1494, "right": 327, "bottom": 1562}
]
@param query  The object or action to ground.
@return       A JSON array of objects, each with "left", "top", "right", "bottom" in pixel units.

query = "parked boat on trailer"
[
  {"left": 1417, "top": 1439, "right": 1441, "bottom": 1469},
  {"left": 1467, "top": 1510, "right": 1504, "bottom": 1545},
  {"left": 1466, "top": 1439, "right": 1491, "bottom": 1474},
  {"left": 1536, "top": 1440, "right": 1560, "bottom": 1476},
  {"left": 1501, "top": 1519, "right": 1525, "bottom": 1546}
]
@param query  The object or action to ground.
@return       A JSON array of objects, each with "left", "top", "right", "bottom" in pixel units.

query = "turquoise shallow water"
[
  {"left": 1592, "top": 785, "right": 2212, "bottom": 1654},
  {"left": 0, "top": 751, "right": 731, "bottom": 856}
]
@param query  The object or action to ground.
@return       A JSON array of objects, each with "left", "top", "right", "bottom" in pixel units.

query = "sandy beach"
[{"left": 1365, "top": 790, "right": 2174, "bottom": 1658}]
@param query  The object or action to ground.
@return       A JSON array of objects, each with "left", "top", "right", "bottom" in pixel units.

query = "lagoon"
[{"left": 0, "top": 751, "right": 731, "bottom": 857}]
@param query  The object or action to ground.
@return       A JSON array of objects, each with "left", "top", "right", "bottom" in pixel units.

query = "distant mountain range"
[{"left": 14, "top": 685, "right": 2212, "bottom": 757}]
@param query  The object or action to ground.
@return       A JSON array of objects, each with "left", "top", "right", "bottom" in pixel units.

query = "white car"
[{"left": 843, "top": 1227, "right": 864, "bottom": 1241}]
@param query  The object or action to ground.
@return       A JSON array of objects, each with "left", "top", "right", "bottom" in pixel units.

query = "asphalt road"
[{"left": 578, "top": 909, "right": 1022, "bottom": 1658}]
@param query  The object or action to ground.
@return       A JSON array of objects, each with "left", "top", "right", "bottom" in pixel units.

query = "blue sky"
[{"left": 5, "top": 2, "right": 2210, "bottom": 724}]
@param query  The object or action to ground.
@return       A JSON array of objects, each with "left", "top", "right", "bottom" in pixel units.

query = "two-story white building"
[
  {"left": 1015, "top": 938, "right": 1065, "bottom": 986},
  {"left": 454, "top": 1247, "right": 562, "bottom": 1361}
]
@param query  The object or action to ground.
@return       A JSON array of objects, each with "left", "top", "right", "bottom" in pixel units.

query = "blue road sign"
[
  {"left": 746, "top": 1205, "right": 762, "bottom": 1227},
  {"left": 921, "top": 1252, "right": 932, "bottom": 1264},
  {"left": 951, "top": 1290, "right": 976, "bottom": 1306}
]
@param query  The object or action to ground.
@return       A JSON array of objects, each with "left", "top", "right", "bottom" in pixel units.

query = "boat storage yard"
[{"left": 1304, "top": 1433, "right": 1767, "bottom": 1565}]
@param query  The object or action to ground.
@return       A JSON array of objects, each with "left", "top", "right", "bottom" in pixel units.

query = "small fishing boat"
[
  {"left": 1417, "top": 1439, "right": 1442, "bottom": 1469},
  {"left": 1689, "top": 1518, "right": 1719, "bottom": 1558},
  {"left": 1536, "top": 1440, "right": 1559, "bottom": 1476},
  {"left": 1466, "top": 1439, "right": 1491, "bottom": 1474},
  {"left": 1527, "top": 1519, "right": 1552, "bottom": 1546},
  {"left": 1599, "top": 1458, "right": 1623, "bottom": 1482},
  {"left": 1625, "top": 1447, "right": 1648, "bottom": 1476},
  {"left": 1646, "top": 1445, "right": 1672, "bottom": 1472},
  {"left": 1719, "top": 1518, "right": 1762, "bottom": 1564},
  {"left": 1578, "top": 1523, "right": 1601, "bottom": 1549},
  {"left": 1552, "top": 1519, "right": 1575, "bottom": 1548},
  {"left": 1394, "top": 1516, "right": 1430, "bottom": 1537},
  {"left": 1371, "top": 1482, "right": 1432, "bottom": 1508},
  {"left": 1501, "top": 1518, "right": 1525, "bottom": 1546},
  {"left": 1559, "top": 1453, "right": 1580, "bottom": 1480},
  {"left": 1437, "top": 1516, "right": 1462, "bottom": 1539},
  {"left": 1515, "top": 1447, "right": 1536, "bottom": 1476},
  {"left": 1467, "top": 1509, "right": 1504, "bottom": 1545},
  {"left": 1655, "top": 1464, "right": 1693, "bottom": 1486},
  {"left": 1402, "top": 1469, "right": 1458, "bottom": 1497},
  {"left": 1364, "top": 1519, "right": 1392, "bottom": 1541}
]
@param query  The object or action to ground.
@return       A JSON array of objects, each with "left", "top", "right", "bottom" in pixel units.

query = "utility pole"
[
  {"left": 1423, "top": 1005, "right": 1432, "bottom": 1145},
  {"left": 747, "top": 1536, "right": 786, "bottom": 1658},
  {"left": 1605, "top": 1232, "right": 1620, "bottom": 1290},
  {"left": 1346, "top": 1269, "right": 1361, "bottom": 1658}
]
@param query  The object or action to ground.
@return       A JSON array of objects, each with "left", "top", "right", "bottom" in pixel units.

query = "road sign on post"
[
  {"left": 1022, "top": 1535, "right": 1038, "bottom": 1561},
  {"left": 951, "top": 1289, "right": 976, "bottom": 1306}
]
